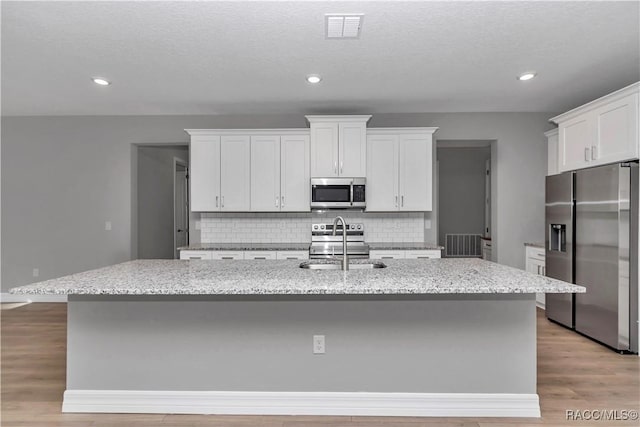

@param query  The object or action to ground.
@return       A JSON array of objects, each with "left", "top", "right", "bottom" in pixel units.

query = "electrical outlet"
[
  {"left": 105, "top": 221, "right": 112, "bottom": 231},
  {"left": 313, "top": 335, "right": 325, "bottom": 354},
  {"left": 32, "top": 268, "right": 39, "bottom": 278}
]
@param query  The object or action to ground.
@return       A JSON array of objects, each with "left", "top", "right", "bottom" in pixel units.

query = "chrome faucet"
[{"left": 332, "top": 216, "right": 349, "bottom": 271}]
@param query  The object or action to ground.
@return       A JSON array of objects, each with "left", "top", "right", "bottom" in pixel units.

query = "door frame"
[{"left": 173, "top": 157, "right": 189, "bottom": 259}]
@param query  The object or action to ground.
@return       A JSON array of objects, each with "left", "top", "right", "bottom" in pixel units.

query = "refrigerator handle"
[{"left": 584, "top": 147, "right": 590, "bottom": 162}]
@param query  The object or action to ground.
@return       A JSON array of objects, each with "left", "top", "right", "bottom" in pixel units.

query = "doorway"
[
  {"left": 136, "top": 145, "right": 189, "bottom": 259},
  {"left": 436, "top": 141, "right": 492, "bottom": 258}
]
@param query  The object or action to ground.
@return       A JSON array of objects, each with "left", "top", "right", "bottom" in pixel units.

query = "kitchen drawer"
[
  {"left": 370, "top": 250, "right": 405, "bottom": 259},
  {"left": 276, "top": 251, "right": 309, "bottom": 260},
  {"left": 404, "top": 250, "right": 441, "bottom": 259},
  {"left": 210, "top": 251, "right": 245, "bottom": 260},
  {"left": 179, "top": 250, "right": 212, "bottom": 260},
  {"left": 244, "top": 251, "right": 277, "bottom": 260},
  {"left": 526, "top": 246, "right": 546, "bottom": 261}
]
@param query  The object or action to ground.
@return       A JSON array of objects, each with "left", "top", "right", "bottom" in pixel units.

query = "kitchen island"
[{"left": 10, "top": 258, "right": 584, "bottom": 418}]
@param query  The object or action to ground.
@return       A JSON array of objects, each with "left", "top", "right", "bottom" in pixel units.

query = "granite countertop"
[
  {"left": 524, "top": 242, "right": 545, "bottom": 249},
  {"left": 368, "top": 242, "right": 443, "bottom": 250},
  {"left": 10, "top": 258, "right": 584, "bottom": 296},
  {"left": 178, "top": 243, "right": 310, "bottom": 251}
]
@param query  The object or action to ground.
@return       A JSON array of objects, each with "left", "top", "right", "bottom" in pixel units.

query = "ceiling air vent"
[{"left": 325, "top": 14, "right": 364, "bottom": 39}]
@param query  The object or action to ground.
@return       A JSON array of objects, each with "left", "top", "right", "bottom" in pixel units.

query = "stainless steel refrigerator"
[{"left": 545, "top": 162, "right": 638, "bottom": 353}]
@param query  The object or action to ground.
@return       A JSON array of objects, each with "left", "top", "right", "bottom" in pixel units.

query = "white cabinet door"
[
  {"left": 398, "top": 134, "right": 432, "bottom": 211},
  {"left": 366, "top": 135, "right": 399, "bottom": 211},
  {"left": 281, "top": 135, "right": 310, "bottom": 212},
  {"left": 190, "top": 136, "right": 220, "bottom": 211},
  {"left": 405, "top": 250, "right": 441, "bottom": 259},
  {"left": 220, "top": 136, "right": 251, "bottom": 211},
  {"left": 370, "top": 250, "right": 405, "bottom": 259},
  {"left": 244, "top": 251, "right": 277, "bottom": 260},
  {"left": 546, "top": 129, "right": 559, "bottom": 176},
  {"left": 250, "top": 135, "right": 281, "bottom": 212},
  {"left": 276, "top": 251, "right": 309, "bottom": 260},
  {"left": 211, "top": 251, "right": 245, "bottom": 260},
  {"left": 339, "top": 122, "right": 367, "bottom": 176},
  {"left": 559, "top": 114, "right": 593, "bottom": 172},
  {"left": 594, "top": 92, "right": 639, "bottom": 165},
  {"left": 310, "top": 122, "right": 339, "bottom": 177},
  {"left": 179, "top": 250, "right": 213, "bottom": 260}
]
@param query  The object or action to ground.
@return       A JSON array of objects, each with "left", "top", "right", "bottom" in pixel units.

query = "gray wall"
[
  {"left": 437, "top": 147, "right": 491, "bottom": 247},
  {"left": 137, "top": 145, "right": 188, "bottom": 259},
  {"left": 1, "top": 113, "right": 552, "bottom": 291}
]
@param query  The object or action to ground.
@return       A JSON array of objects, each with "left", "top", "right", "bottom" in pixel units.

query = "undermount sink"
[{"left": 300, "top": 261, "right": 387, "bottom": 270}]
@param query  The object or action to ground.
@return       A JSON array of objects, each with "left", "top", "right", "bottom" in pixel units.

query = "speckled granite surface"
[
  {"left": 178, "top": 243, "right": 310, "bottom": 251},
  {"left": 368, "top": 242, "right": 444, "bottom": 250},
  {"left": 10, "top": 258, "right": 584, "bottom": 296},
  {"left": 524, "top": 242, "right": 545, "bottom": 249}
]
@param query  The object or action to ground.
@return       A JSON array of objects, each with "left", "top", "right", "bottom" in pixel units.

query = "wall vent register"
[{"left": 325, "top": 14, "right": 364, "bottom": 38}]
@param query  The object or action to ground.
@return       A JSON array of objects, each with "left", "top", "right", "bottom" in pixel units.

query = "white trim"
[
  {"left": 62, "top": 390, "right": 540, "bottom": 417},
  {"left": 367, "top": 127, "right": 439, "bottom": 135},
  {"left": 1, "top": 292, "right": 67, "bottom": 303},
  {"left": 550, "top": 81, "right": 639, "bottom": 124},
  {"left": 536, "top": 300, "right": 546, "bottom": 310},
  {"left": 543, "top": 128, "right": 558, "bottom": 137},
  {"left": 185, "top": 129, "right": 310, "bottom": 137},
  {"left": 305, "top": 115, "right": 372, "bottom": 124}
]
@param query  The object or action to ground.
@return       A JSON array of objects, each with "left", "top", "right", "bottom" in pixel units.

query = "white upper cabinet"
[
  {"left": 190, "top": 135, "right": 220, "bottom": 212},
  {"left": 220, "top": 136, "right": 251, "bottom": 211},
  {"left": 545, "top": 128, "right": 559, "bottom": 176},
  {"left": 280, "top": 135, "right": 310, "bottom": 212},
  {"left": 552, "top": 83, "right": 639, "bottom": 172},
  {"left": 307, "top": 115, "right": 371, "bottom": 177},
  {"left": 366, "top": 128, "right": 437, "bottom": 212},
  {"left": 250, "top": 135, "right": 281, "bottom": 211}
]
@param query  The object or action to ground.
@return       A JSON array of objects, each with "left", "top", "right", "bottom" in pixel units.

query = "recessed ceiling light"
[
  {"left": 92, "top": 77, "right": 111, "bottom": 86},
  {"left": 517, "top": 72, "right": 537, "bottom": 81},
  {"left": 306, "top": 75, "right": 322, "bottom": 84}
]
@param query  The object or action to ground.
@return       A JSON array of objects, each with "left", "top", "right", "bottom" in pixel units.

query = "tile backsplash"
[{"left": 199, "top": 212, "right": 427, "bottom": 243}]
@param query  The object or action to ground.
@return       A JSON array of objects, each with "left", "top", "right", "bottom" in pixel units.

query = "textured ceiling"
[{"left": 2, "top": 1, "right": 639, "bottom": 116}]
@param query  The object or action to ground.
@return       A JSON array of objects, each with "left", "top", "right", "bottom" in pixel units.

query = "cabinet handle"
[
  {"left": 221, "top": 196, "right": 225, "bottom": 208},
  {"left": 334, "top": 161, "right": 337, "bottom": 174},
  {"left": 537, "top": 265, "right": 541, "bottom": 274},
  {"left": 221, "top": 256, "right": 234, "bottom": 260},
  {"left": 395, "top": 195, "right": 398, "bottom": 207},
  {"left": 340, "top": 161, "right": 343, "bottom": 174},
  {"left": 275, "top": 197, "right": 279, "bottom": 207},
  {"left": 591, "top": 146, "right": 597, "bottom": 160},
  {"left": 401, "top": 195, "right": 404, "bottom": 207},
  {"left": 584, "top": 147, "right": 590, "bottom": 161},
  {"left": 254, "top": 257, "right": 267, "bottom": 260},
  {"left": 381, "top": 256, "right": 394, "bottom": 259},
  {"left": 216, "top": 196, "right": 219, "bottom": 208},
  {"left": 188, "top": 256, "right": 203, "bottom": 260},
  {"left": 542, "top": 266, "right": 546, "bottom": 276},
  {"left": 281, "top": 196, "right": 285, "bottom": 207}
]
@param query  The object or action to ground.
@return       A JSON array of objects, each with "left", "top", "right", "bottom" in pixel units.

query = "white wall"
[{"left": 1, "top": 113, "right": 552, "bottom": 291}]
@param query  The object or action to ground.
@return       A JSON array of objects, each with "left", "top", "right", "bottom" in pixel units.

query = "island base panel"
[{"left": 64, "top": 295, "right": 539, "bottom": 417}]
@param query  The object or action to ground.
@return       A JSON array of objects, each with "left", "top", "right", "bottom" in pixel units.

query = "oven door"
[{"left": 311, "top": 178, "right": 353, "bottom": 208}]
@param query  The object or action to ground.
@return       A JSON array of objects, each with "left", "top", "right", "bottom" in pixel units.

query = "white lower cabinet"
[
  {"left": 179, "top": 251, "right": 213, "bottom": 260},
  {"left": 210, "top": 251, "right": 245, "bottom": 260},
  {"left": 276, "top": 251, "right": 309, "bottom": 260},
  {"left": 244, "top": 251, "right": 277, "bottom": 260},
  {"left": 370, "top": 249, "right": 441, "bottom": 259},
  {"left": 525, "top": 246, "right": 546, "bottom": 307}
]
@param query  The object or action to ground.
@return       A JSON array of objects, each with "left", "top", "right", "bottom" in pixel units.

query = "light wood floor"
[{"left": 1, "top": 303, "right": 638, "bottom": 427}]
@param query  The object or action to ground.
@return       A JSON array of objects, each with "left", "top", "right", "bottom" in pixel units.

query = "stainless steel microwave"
[{"left": 310, "top": 178, "right": 366, "bottom": 209}]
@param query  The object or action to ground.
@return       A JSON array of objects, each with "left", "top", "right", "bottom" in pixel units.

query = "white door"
[
  {"left": 190, "top": 136, "right": 220, "bottom": 211},
  {"left": 220, "top": 135, "right": 250, "bottom": 211},
  {"left": 281, "top": 135, "right": 310, "bottom": 212},
  {"left": 250, "top": 135, "right": 281, "bottom": 211},
  {"left": 310, "top": 123, "right": 339, "bottom": 177},
  {"left": 594, "top": 92, "right": 639, "bottom": 165},
  {"left": 366, "top": 134, "right": 399, "bottom": 211},
  {"left": 339, "top": 122, "right": 366, "bottom": 176},
  {"left": 559, "top": 114, "right": 592, "bottom": 172},
  {"left": 399, "top": 134, "right": 432, "bottom": 211}
]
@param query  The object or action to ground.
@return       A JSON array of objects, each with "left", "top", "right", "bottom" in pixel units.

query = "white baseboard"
[
  {"left": 536, "top": 301, "right": 546, "bottom": 310},
  {"left": 1, "top": 292, "right": 67, "bottom": 303},
  {"left": 62, "top": 390, "right": 540, "bottom": 417}
]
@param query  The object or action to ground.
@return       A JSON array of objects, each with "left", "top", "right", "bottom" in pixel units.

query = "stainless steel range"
[{"left": 309, "top": 222, "right": 370, "bottom": 259}]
